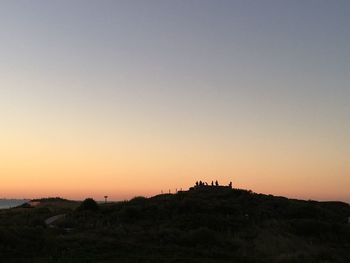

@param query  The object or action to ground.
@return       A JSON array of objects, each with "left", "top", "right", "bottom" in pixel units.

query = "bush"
[
  {"left": 185, "top": 227, "right": 221, "bottom": 247},
  {"left": 119, "top": 206, "right": 141, "bottom": 223},
  {"left": 78, "top": 198, "right": 99, "bottom": 211},
  {"left": 129, "top": 196, "right": 148, "bottom": 205}
]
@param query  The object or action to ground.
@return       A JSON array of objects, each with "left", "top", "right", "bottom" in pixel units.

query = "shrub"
[
  {"left": 129, "top": 196, "right": 148, "bottom": 204},
  {"left": 185, "top": 227, "right": 221, "bottom": 247},
  {"left": 118, "top": 206, "right": 141, "bottom": 223},
  {"left": 78, "top": 198, "right": 99, "bottom": 211}
]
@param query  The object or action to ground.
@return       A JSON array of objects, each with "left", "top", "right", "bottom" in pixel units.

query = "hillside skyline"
[
  {"left": 2, "top": 180, "right": 349, "bottom": 204},
  {"left": 1, "top": 1, "right": 349, "bottom": 202}
]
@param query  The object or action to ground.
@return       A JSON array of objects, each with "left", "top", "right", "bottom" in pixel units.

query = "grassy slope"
[{"left": 0, "top": 187, "right": 349, "bottom": 262}]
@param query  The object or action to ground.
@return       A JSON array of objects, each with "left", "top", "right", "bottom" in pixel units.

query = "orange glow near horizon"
[{"left": 1, "top": 123, "right": 349, "bottom": 202}]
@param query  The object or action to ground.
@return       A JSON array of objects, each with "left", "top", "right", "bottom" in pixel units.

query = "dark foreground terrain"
[{"left": 0, "top": 187, "right": 349, "bottom": 263}]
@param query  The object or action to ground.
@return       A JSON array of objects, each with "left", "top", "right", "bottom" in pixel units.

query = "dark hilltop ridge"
[{"left": 0, "top": 182, "right": 350, "bottom": 263}]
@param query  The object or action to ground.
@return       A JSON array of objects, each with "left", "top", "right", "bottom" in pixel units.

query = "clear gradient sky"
[{"left": 0, "top": 0, "right": 349, "bottom": 202}]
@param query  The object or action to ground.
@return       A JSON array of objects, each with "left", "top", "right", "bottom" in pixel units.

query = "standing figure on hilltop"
[
  {"left": 229, "top": 182, "right": 232, "bottom": 188},
  {"left": 215, "top": 180, "right": 219, "bottom": 186},
  {"left": 211, "top": 181, "right": 214, "bottom": 186}
]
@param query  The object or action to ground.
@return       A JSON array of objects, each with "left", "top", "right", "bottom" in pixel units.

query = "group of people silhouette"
[{"left": 194, "top": 180, "right": 232, "bottom": 188}]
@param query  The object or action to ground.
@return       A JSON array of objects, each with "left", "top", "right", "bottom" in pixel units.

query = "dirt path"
[{"left": 45, "top": 214, "right": 65, "bottom": 225}]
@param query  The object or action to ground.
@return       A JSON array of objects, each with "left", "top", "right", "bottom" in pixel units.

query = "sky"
[{"left": 0, "top": 0, "right": 349, "bottom": 202}]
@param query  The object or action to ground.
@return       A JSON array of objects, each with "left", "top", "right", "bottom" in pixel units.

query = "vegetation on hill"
[
  {"left": 0, "top": 185, "right": 349, "bottom": 262},
  {"left": 77, "top": 198, "right": 99, "bottom": 211}
]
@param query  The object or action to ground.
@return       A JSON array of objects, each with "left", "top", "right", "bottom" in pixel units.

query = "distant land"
[{"left": 0, "top": 183, "right": 349, "bottom": 262}]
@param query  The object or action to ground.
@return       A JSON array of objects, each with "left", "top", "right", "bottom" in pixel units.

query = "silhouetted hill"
[
  {"left": 17, "top": 197, "right": 80, "bottom": 210},
  {"left": 0, "top": 187, "right": 349, "bottom": 262}
]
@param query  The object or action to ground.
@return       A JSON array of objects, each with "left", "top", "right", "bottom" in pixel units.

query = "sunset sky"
[{"left": 1, "top": 1, "right": 349, "bottom": 202}]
